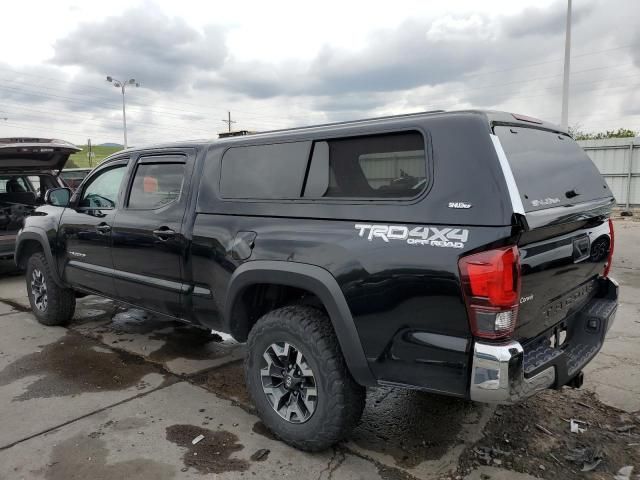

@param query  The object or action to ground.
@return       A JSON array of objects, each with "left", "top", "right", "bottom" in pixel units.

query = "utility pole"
[
  {"left": 106, "top": 76, "right": 140, "bottom": 148},
  {"left": 561, "top": 0, "right": 572, "bottom": 129},
  {"left": 221, "top": 111, "right": 236, "bottom": 132},
  {"left": 87, "top": 138, "right": 93, "bottom": 167}
]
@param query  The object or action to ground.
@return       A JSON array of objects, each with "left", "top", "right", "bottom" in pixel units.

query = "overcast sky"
[{"left": 0, "top": 0, "right": 638, "bottom": 145}]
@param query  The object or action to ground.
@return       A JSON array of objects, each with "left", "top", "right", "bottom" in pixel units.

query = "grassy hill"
[{"left": 66, "top": 145, "right": 123, "bottom": 169}]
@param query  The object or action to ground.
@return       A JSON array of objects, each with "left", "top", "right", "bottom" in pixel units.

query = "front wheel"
[
  {"left": 26, "top": 253, "right": 76, "bottom": 326},
  {"left": 245, "top": 305, "right": 366, "bottom": 451}
]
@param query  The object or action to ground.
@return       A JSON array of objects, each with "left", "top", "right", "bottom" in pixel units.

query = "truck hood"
[{"left": 0, "top": 138, "right": 81, "bottom": 173}]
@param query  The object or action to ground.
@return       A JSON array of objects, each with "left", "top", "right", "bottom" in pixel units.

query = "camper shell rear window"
[{"left": 495, "top": 126, "right": 610, "bottom": 212}]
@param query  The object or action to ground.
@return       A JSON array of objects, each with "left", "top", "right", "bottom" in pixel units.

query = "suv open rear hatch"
[{"left": 0, "top": 138, "right": 80, "bottom": 174}]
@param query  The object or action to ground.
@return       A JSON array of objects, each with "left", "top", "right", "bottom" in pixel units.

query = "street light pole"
[
  {"left": 120, "top": 83, "right": 128, "bottom": 148},
  {"left": 106, "top": 76, "right": 140, "bottom": 148},
  {"left": 560, "top": 0, "right": 572, "bottom": 129}
]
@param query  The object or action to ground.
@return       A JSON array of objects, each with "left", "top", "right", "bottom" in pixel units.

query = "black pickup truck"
[{"left": 15, "top": 110, "right": 618, "bottom": 451}]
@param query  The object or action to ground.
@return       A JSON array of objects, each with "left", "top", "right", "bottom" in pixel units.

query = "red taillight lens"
[
  {"left": 603, "top": 218, "right": 614, "bottom": 277},
  {"left": 458, "top": 246, "right": 521, "bottom": 340}
]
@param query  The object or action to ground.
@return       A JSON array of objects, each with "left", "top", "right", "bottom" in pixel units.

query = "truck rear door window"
[
  {"left": 128, "top": 162, "right": 186, "bottom": 210},
  {"left": 495, "top": 126, "right": 610, "bottom": 212},
  {"left": 303, "top": 131, "right": 427, "bottom": 198}
]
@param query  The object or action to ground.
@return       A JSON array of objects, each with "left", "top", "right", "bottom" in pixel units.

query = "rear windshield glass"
[{"left": 495, "top": 126, "right": 610, "bottom": 212}]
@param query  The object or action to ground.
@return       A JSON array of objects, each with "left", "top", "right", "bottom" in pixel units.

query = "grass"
[{"left": 66, "top": 145, "right": 123, "bottom": 169}]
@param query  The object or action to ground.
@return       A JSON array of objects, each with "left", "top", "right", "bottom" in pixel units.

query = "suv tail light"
[
  {"left": 603, "top": 218, "right": 614, "bottom": 277},
  {"left": 458, "top": 246, "right": 521, "bottom": 340}
]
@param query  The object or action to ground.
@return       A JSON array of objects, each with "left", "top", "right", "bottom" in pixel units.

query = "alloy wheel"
[
  {"left": 260, "top": 342, "right": 318, "bottom": 423},
  {"left": 590, "top": 239, "right": 609, "bottom": 262},
  {"left": 30, "top": 268, "right": 48, "bottom": 312}
]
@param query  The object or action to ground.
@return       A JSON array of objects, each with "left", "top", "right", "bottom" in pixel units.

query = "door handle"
[
  {"left": 153, "top": 227, "right": 176, "bottom": 240},
  {"left": 96, "top": 223, "right": 111, "bottom": 234}
]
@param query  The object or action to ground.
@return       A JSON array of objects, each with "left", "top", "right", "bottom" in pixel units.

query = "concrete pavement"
[
  {"left": 0, "top": 219, "right": 638, "bottom": 479},
  {"left": 583, "top": 219, "right": 640, "bottom": 411}
]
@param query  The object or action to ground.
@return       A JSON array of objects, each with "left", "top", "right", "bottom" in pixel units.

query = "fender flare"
[
  {"left": 224, "top": 260, "right": 376, "bottom": 386},
  {"left": 15, "top": 228, "right": 63, "bottom": 286}
]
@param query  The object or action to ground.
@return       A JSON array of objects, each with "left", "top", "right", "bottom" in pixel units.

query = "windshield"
[{"left": 495, "top": 126, "right": 611, "bottom": 212}]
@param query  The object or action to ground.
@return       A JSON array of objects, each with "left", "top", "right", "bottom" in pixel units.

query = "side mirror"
[{"left": 45, "top": 187, "right": 72, "bottom": 207}]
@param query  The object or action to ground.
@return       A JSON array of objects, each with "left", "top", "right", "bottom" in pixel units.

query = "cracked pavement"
[{"left": 0, "top": 219, "right": 638, "bottom": 479}]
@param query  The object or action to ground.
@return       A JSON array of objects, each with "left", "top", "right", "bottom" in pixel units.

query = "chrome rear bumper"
[
  {"left": 469, "top": 341, "right": 555, "bottom": 404},
  {"left": 469, "top": 277, "right": 618, "bottom": 404}
]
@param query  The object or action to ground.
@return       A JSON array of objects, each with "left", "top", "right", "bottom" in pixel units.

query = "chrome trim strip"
[{"left": 490, "top": 134, "right": 525, "bottom": 215}]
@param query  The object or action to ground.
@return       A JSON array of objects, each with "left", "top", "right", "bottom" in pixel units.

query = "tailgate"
[
  {"left": 516, "top": 218, "right": 611, "bottom": 342},
  {"left": 493, "top": 125, "right": 615, "bottom": 343}
]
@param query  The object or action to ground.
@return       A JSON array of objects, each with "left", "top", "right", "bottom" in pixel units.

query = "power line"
[
  {"left": 418, "top": 63, "right": 638, "bottom": 103},
  {"left": 0, "top": 45, "right": 637, "bottom": 138},
  {"left": 0, "top": 104, "right": 217, "bottom": 137},
  {"left": 460, "top": 43, "right": 635, "bottom": 81},
  {"left": 2, "top": 63, "right": 635, "bottom": 129},
  {"left": 0, "top": 78, "right": 298, "bottom": 124},
  {"left": 0, "top": 42, "right": 634, "bottom": 100},
  {"left": 0, "top": 74, "right": 304, "bottom": 125},
  {"left": 0, "top": 42, "right": 635, "bottom": 121},
  {"left": 418, "top": 72, "right": 640, "bottom": 111},
  {"left": 1, "top": 120, "right": 103, "bottom": 138}
]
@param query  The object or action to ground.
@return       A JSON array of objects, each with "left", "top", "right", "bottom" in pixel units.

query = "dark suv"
[
  {"left": 0, "top": 138, "right": 79, "bottom": 259},
  {"left": 15, "top": 111, "right": 618, "bottom": 450}
]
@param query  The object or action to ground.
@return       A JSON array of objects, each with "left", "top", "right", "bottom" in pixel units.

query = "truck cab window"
[
  {"left": 128, "top": 162, "right": 185, "bottom": 209},
  {"left": 79, "top": 165, "right": 127, "bottom": 209}
]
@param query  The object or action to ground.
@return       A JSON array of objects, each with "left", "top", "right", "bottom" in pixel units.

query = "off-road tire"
[
  {"left": 245, "top": 305, "right": 366, "bottom": 451},
  {"left": 26, "top": 253, "right": 76, "bottom": 326}
]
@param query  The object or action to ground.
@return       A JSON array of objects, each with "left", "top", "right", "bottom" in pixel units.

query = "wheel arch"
[
  {"left": 225, "top": 261, "right": 376, "bottom": 386},
  {"left": 15, "top": 229, "right": 63, "bottom": 286}
]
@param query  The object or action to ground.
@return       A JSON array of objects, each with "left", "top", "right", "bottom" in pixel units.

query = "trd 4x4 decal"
[{"left": 354, "top": 224, "right": 469, "bottom": 249}]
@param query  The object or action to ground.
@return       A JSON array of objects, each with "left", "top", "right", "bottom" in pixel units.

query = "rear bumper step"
[{"left": 469, "top": 277, "right": 618, "bottom": 404}]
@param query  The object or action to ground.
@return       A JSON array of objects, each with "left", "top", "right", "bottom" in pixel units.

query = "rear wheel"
[
  {"left": 245, "top": 305, "right": 365, "bottom": 451},
  {"left": 26, "top": 253, "right": 76, "bottom": 326}
]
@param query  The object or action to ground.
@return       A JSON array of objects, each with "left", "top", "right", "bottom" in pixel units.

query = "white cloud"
[{"left": 0, "top": 0, "right": 638, "bottom": 145}]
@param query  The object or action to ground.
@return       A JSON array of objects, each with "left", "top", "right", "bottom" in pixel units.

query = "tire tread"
[
  {"left": 26, "top": 253, "right": 75, "bottom": 326},
  {"left": 245, "top": 305, "right": 365, "bottom": 451}
]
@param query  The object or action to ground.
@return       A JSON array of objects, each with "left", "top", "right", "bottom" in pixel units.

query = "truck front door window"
[{"left": 79, "top": 166, "right": 126, "bottom": 209}]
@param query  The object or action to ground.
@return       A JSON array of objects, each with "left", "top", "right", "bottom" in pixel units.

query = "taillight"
[
  {"left": 458, "top": 246, "right": 521, "bottom": 340},
  {"left": 603, "top": 218, "right": 614, "bottom": 277}
]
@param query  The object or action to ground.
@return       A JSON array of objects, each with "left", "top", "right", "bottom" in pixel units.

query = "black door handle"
[
  {"left": 96, "top": 223, "right": 111, "bottom": 234},
  {"left": 153, "top": 227, "right": 176, "bottom": 240}
]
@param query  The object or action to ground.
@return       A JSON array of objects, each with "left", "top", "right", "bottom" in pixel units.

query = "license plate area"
[
  {"left": 549, "top": 323, "right": 568, "bottom": 349},
  {"left": 572, "top": 234, "right": 590, "bottom": 263}
]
